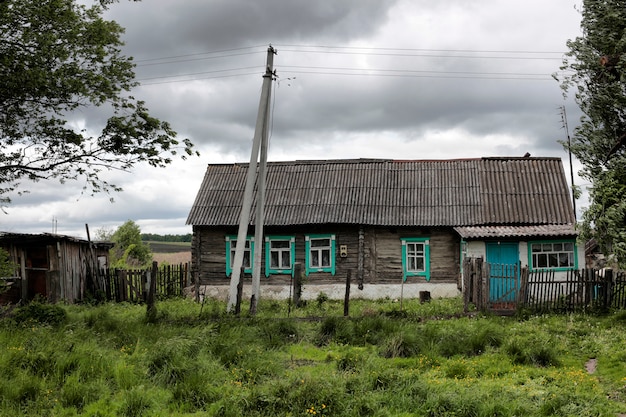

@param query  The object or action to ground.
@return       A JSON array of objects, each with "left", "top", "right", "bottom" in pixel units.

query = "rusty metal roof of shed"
[{"left": 186, "top": 157, "right": 575, "bottom": 228}]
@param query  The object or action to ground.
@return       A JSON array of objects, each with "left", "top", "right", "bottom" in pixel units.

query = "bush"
[
  {"left": 12, "top": 301, "right": 67, "bottom": 326},
  {"left": 504, "top": 336, "right": 560, "bottom": 367},
  {"left": 380, "top": 332, "right": 422, "bottom": 358},
  {"left": 316, "top": 292, "right": 329, "bottom": 308},
  {"left": 119, "top": 387, "right": 153, "bottom": 417},
  {"left": 317, "top": 316, "right": 353, "bottom": 345},
  {"left": 260, "top": 319, "right": 300, "bottom": 348}
]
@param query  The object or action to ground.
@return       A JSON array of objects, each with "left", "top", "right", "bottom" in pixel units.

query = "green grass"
[{"left": 0, "top": 297, "right": 625, "bottom": 416}]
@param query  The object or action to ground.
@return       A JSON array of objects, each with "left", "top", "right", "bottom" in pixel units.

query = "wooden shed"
[
  {"left": 186, "top": 157, "right": 579, "bottom": 300},
  {"left": 0, "top": 232, "right": 113, "bottom": 304}
]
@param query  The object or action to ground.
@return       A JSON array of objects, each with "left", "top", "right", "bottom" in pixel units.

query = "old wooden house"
[
  {"left": 0, "top": 232, "right": 112, "bottom": 304},
  {"left": 186, "top": 157, "right": 580, "bottom": 300}
]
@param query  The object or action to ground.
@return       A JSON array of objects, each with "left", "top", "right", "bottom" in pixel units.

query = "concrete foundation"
[{"left": 190, "top": 283, "right": 460, "bottom": 302}]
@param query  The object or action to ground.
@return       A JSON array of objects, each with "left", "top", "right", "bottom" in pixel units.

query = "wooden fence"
[
  {"left": 463, "top": 257, "right": 626, "bottom": 313},
  {"left": 101, "top": 262, "right": 190, "bottom": 303}
]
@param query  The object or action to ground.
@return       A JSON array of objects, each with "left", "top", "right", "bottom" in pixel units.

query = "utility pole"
[
  {"left": 250, "top": 79, "right": 271, "bottom": 314},
  {"left": 227, "top": 45, "right": 276, "bottom": 312},
  {"left": 560, "top": 106, "right": 577, "bottom": 220}
]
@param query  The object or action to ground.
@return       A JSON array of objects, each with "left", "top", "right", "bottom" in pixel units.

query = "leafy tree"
[
  {"left": 140, "top": 233, "right": 192, "bottom": 242},
  {"left": 557, "top": 0, "right": 626, "bottom": 267},
  {"left": 0, "top": 0, "right": 198, "bottom": 205},
  {"left": 110, "top": 220, "right": 152, "bottom": 268},
  {"left": 0, "top": 247, "right": 17, "bottom": 294},
  {"left": 0, "top": 247, "right": 17, "bottom": 278}
]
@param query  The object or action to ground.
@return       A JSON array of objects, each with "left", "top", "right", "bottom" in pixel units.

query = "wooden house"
[
  {"left": 186, "top": 157, "right": 580, "bottom": 300},
  {"left": 0, "top": 232, "right": 113, "bottom": 304}
]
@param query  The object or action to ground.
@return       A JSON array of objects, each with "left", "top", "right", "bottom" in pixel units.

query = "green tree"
[
  {"left": 0, "top": 247, "right": 17, "bottom": 294},
  {"left": 110, "top": 220, "right": 152, "bottom": 268},
  {"left": 0, "top": 247, "right": 16, "bottom": 278},
  {"left": 0, "top": 0, "right": 198, "bottom": 204},
  {"left": 557, "top": 0, "right": 626, "bottom": 267}
]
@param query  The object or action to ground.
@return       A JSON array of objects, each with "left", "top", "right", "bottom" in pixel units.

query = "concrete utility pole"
[{"left": 227, "top": 45, "right": 276, "bottom": 312}]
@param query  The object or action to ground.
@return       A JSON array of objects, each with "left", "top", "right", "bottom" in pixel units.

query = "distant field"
[
  {"left": 152, "top": 251, "right": 190, "bottom": 264},
  {"left": 146, "top": 241, "right": 191, "bottom": 253}
]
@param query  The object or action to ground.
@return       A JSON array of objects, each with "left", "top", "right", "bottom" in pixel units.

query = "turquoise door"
[{"left": 486, "top": 242, "right": 519, "bottom": 302}]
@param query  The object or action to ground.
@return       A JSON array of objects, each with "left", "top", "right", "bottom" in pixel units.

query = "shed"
[
  {"left": 187, "top": 157, "right": 579, "bottom": 300},
  {"left": 0, "top": 232, "right": 113, "bottom": 304}
]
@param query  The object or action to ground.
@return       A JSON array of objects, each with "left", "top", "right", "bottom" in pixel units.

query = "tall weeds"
[{"left": 0, "top": 298, "right": 622, "bottom": 416}]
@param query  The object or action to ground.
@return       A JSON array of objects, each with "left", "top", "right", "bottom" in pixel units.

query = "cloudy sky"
[{"left": 2, "top": 0, "right": 586, "bottom": 238}]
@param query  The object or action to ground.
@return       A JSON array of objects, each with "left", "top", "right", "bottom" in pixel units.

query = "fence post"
[
  {"left": 463, "top": 258, "right": 470, "bottom": 313},
  {"left": 603, "top": 269, "right": 613, "bottom": 310},
  {"left": 293, "top": 263, "right": 302, "bottom": 308},
  {"left": 475, "top": 257, "right": 483, "bottom": 311},
  {"left": 146, "top": 261, "right": 158, "bottom": 321},
  {"left": 344, "top": 270, "right": 351, "bottom": 317},
  {"left": 235, "top": 266, "right": 244, "bottom": 316},
  {"left": 482, "top": 261, "right": 489, "bottom": 311},
  {"left": 518, "top": 266, "right": 529, "bottom": 308},
  {"left": 117, "top": 270, "right": 126, "bottom": 302}
]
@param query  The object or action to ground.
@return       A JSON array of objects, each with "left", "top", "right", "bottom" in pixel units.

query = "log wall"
[{"left": 192, "top": 225, "right": 461, "bottom": 286}]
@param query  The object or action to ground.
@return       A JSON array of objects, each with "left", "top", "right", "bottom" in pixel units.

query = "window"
[
  {"left": 529, "top": 240, "right": 577, "bottom": 270},
  {"left": 401, "top": 238, "right": 431, "bottom": 281},
  {"left": 225, "top": 236, "right": 254, "bottom": 276},
  {"left": 265, "top": 236, "right": 295, "bottom": 276},
  {"left": 305, "top": 234, "right": 336, "bottom": 275}
]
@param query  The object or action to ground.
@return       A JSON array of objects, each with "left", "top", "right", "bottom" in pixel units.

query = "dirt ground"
[{"left": 151, "top": 251, "right": 191, "bottom": 265}]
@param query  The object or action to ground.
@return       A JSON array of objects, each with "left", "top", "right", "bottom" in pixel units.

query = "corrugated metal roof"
[
  {"left": 186, "top": 157, "right": 575, "bottom": 228},
  {"left": 454, "top": 225, "right": 577, "bottom": 239},
  {"left": 0, "top": 232, "right": 114, "bottom": 248}
]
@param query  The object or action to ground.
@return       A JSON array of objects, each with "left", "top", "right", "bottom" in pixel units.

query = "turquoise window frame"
[
  {"left": 225, "top": 236, "right": 254, "bottom": 276},
  {"left": 305, "top": 234, "right": 336, "bottom": 276},
  {"left": 528, "top": 239, "right": 578, "bottom": 271},
  {"left": 401, "top": 237, "right": 431, "bottom": 281},
  {"left": 265, "top": 236, "right": 295, "bottom": 277}
]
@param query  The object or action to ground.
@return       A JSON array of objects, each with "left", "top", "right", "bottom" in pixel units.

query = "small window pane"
[
  {"left": 311, "top": 251, "right": 319, "bottom": 267},
  {"left": 549, "top": 253, "right": 558, "bottom": 267},
  {"left": 553, "top": 243, "right": 563, "bottom": 251},
  {"left": 542, "top": 243, "right": 553, "bottom": 251},
  {"left": 536, "top": 253, "right": 547, "bottom": 268},
  {"left": 321, "top": 249, "right": 330, "bottom": 267},
  {"left": 564, "top": 242, "right": 574, "bottom": 251},
  {"left": 531, "top": 244, "right": 542, "bottom": 252},
  {"left": 281, "top": 252, "right": 291, "bottom": 268},
  {"left": 272, "top": 240, "right": 290, "bottom": 249},
  {"left": 311, "top": 239, "right": 330, "bottom": 248}
]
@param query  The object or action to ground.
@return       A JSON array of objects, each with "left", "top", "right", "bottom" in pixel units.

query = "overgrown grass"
[{"left": 0, "top": 297, "right": 624, "bottom": 416}]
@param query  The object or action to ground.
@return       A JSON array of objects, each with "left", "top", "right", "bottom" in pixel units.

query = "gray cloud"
[{"left": 2, "top": 0, "right": 585, "bottom": 237}]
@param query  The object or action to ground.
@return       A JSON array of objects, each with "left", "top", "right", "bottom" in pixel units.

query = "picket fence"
[
  {"left": 101, "top": 262, "right": 190, "bottom": 302},
  {"left": 463, "top": 257, "right": 626, "bottom": 314}
]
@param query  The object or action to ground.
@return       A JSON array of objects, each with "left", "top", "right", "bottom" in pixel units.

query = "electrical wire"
[{"left": 132, "top": 44, "right": 565, "bottom": 86}]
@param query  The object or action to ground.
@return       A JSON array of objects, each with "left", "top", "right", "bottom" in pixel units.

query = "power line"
[
  {"left": 273, "top": 43, "right": 566, "bottom": 55},
  {"left": 279, "top": 69, "right": 551, "bottom": 81},
  {"left": 279, "top": 64, "right": 553, "bottom": 80},
  {"left": 134, "top": 45, "right": 265, "bottom": 64},
  {"left": 139, "top": 71, "right": 259, "bottom": 86},
  {"left": 136, "top": 66, "right": 260, "bottom": 82},
  {"left": 136, "top": 51, "right": 265, "bottom": 67},
  {"left": 278, "top": 48, "right": 562, "bottom": 61},
  {"left": 131, "top": 44, "right": 564, "bottom": 86}
]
